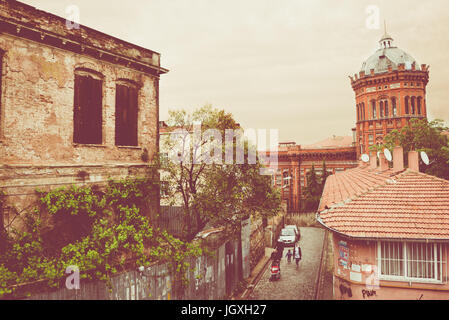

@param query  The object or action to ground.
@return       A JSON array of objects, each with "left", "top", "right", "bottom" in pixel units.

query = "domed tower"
[{"left": 350, "top": 26, "right": 429, "bottom": 158}]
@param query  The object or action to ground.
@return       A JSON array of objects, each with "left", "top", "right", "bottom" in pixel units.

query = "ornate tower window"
[
  {"left": 411, "top": 96, "right": 416, "bottom": 114},
  {"left": 380, "top": 101, "right": 384, "bottom": 118},
  {"left": 392, "top": 97, "right": 397, "bottom": 116},
  {"left": 384, "top": 100, "right": 389, "bottom": 117},
  {"left": 372, "top": 101, "right": 377, "bottom": 119},
  {"left": 417, "top": 97, "right": 422, "bottom": 115},
  {"left": 405, "top": 96, "right": 410, "bottom": 114}
]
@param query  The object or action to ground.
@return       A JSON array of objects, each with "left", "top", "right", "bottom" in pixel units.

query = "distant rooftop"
[{"left": 302, "top": 135, "right": 354, "bottom": 149}]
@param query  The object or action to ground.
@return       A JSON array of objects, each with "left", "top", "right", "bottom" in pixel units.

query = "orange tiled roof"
[{"left": 318, "top": 166, "right": 449, "bottom": 240}]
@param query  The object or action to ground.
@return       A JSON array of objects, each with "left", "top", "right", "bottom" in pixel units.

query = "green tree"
[
  {"left": 161, "top": 105, "right": 281, "bottom": 238},
  {"left": 302, "top": 165, "right": 322, "bottom": 212},
  {"left": 321, "top": 160, "right": 329, "bottom": 188},
  {"left": 380, "top": 118, "right": 449, "bottom": 180}
]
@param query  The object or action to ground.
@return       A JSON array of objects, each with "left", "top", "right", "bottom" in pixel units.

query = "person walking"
[
  {"left": 286, "top": 249, "right": 293, "bottom": 263},
  {"left": 294, "top": 245, "right": 302, "bottom": 268},
  {"left": 276, "top": 240, "right": 285, "bottom": 261}
]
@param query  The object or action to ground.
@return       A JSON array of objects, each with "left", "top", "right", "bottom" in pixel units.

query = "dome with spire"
[{"left": 360, "top": 26, "right": 419, "bottom": 75}]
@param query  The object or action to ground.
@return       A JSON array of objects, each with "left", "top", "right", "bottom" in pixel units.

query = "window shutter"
[
  {"left": 90, "top": 77, "right": 103, "bottom": 144},
  {"left": 115, "top": 84, "right": 138, "bottom": 146},
  {"left": 73, "top": 74, "right": 82, "bottom": 143},
  {"left": 115, "top": 84, "right": 126, "bottom": 146},
  {"left": 129, "top": 86, "right": 138, "bottom": 146},
  {"left": 73, "top": 74, "right": 102, "bottom": 144}
]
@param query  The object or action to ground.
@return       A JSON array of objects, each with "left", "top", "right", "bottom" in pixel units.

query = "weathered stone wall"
[
  {"left": 0, "top": 2, "right": 164, "bottom": 228},
  {"left": 0, "top": 32, "right": 158, "bottom": 164},
  {"left": 0, "top": 163, "right": 158, "bottom": 231}
]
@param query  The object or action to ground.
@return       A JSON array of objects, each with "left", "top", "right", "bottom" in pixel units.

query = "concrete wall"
[
  {"left": 250, "top": 217, "right": 265, "bottom": 271},
  {"left": 332, "top": 233, "right": 449, "bottom": 300}
]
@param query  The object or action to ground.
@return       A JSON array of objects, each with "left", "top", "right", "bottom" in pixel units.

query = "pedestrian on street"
[
  {"left": 276, "top": 240, "right": 285, "bottom": 260},
  {"left": 286, "top": 249, "right": 293, "bottom": 263},
  {"left": 294, "top": 245, "right": 302, "bottom": 268}
]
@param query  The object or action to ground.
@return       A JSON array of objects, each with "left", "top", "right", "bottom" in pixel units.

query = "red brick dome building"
[{"left": 350, "top": 29, "right": 429, "bottom": 158}]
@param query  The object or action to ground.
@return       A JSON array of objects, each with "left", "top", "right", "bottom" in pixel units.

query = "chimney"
[
  {"left": 393, "top": 146, "right": 404, "bottom": 172},
  {"left": 370, "top": 68, "right": 375, "bottom": 76},
  {"left": 370, "top": 151, "right": 377, "bottom": 169},
  {"left": 398, "top": 63, "right": 405, "bottom": 71},
  {"left": 359, "top": 71, "right": 365, "bottom": 78},
  {"left": 408, "top": 151, "right": 420, "bottom": 172},
  {"left": 379, "top": 152, "right": 389, "bottom": 171}
]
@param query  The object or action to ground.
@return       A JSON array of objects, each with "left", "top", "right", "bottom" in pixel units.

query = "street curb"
[{"left": 238, "top": 254, "right": 272, "bottom": 300}]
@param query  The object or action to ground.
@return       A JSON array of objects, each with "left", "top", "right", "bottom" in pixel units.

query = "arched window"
[
  {"left": 380, "top": 101, "right": 384, "bottom": 118},
  {"left": 73, "top": 68, "right": 104, "bottom": 144},
  {"left": 372, "top": 101, "right": 377, "bottom": 119},
  {"left": 411, "top": 96, "right": 416, "bottom": 114},
  {"left": 357, "top": 104, "right": 360, "bottom": 121},
  {"left": 384, "top": 100, "right": 389, "bottom": 117},
  {"left": 392, "top": 97, "right": 397, "bottom": 116},
  {"left": 362, "top": 103, "right": 365, "bottom": 120},
  {"left": 417, "top": 97, "right": 422, "bottom": 115},
  {"left": 405, "top": 96, "right": 409, "bottom": 114}
]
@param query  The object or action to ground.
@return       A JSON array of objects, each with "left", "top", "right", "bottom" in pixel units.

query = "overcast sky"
[{"left": 22, "top": 0, "right": 449, "bottom": 144}]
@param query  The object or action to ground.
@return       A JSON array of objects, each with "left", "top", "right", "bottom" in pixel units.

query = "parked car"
[
  {"left": 284, "top": 225, "right": 300, "bottom": 242},
  {"left": 278, "top": 227, "right": 297, "bottom": 247}
]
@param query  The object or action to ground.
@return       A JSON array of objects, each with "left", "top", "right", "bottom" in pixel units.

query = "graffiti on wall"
[
  {"left": 339, "top": 282, "right": 352, "bottom": 298},
  {"left": 361, "top": 289, "right": 376, "bottom": 299}
]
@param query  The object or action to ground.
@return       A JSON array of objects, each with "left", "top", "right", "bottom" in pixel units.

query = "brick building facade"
[
  {"left": 268, "top": 136, "right": 358, "bottom": 212},
  {"left": 350, "top": 29, "right": 429, "bottom": 158},
  {"left": 0, "top": 1, "right": 167, "bottom": 231}
]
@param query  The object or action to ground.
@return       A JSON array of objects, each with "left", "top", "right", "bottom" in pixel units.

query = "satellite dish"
[
  {"left": 361, "top": 154, "right": 370, "bottom": 163},
  {"left": 420, "top": 151, "right": 430, "bottom": 165},
  {"left": 384, "top": 149, "right": 392, "bottom": 162}
]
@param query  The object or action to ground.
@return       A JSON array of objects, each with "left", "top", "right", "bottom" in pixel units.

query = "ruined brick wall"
[{"left": 0, "top": 1, "right": 166, "bottom": 229}]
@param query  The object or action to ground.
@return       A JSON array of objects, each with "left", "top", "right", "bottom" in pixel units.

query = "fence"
[
  {"left": 23, "top": 239, "right": 242, "bottom": 300},
  {"left": 159, "top": 206, "right": 185, "bottom": 238}
]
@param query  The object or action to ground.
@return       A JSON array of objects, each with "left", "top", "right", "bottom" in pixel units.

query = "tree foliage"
[
  {"left": 379, "top": 118, "right": 449, "bottom": 180},
  {"left": 161, "top": 105, "right": 281, "bottom": 238},
  {"left": 302, "top": 162, "right": 329, "bottom": 212}
]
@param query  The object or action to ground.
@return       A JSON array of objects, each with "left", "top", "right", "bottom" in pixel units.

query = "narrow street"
[{"left": 248, "top": 227, "right": 326, "bottom": 300}]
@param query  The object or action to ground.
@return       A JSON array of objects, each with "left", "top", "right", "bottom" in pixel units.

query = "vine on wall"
[{"left": 0, "top": 178, "right": 202, "bottom": 298}]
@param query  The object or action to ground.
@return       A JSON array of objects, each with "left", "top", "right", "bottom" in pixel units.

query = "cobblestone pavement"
[{"left": 248, "top": 227, "right": 325, "bottom": 300}]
